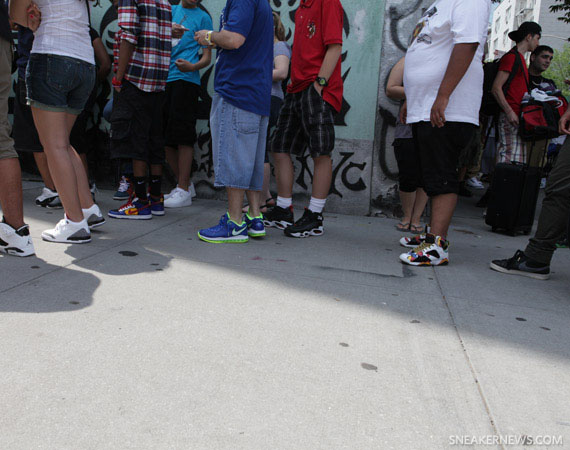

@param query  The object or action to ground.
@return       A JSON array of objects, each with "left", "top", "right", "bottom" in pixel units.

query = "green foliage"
[
  {"left": 550, "top": 0, "right": 570, "bottom": 23},
  {"left": 543, "top": 44, "right": 570, "bottom": 97}
]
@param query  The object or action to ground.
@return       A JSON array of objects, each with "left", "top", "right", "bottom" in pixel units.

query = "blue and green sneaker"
[
  {"left": 198, "top": 213, "right": 248, "bottom": 244},
  {"left": 244, "top": 212, "right": 266, "bottom": 237}
]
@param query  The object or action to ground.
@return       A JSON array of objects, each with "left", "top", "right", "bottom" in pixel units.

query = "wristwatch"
[{"left": 315, "top": 77, "right": 328, "bottom": 87}]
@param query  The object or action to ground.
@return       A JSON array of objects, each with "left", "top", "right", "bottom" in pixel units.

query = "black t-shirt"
[
  {"left": 529, "top": 75, "right": 557, "bottom": 93},
  {"left": 0, "top": 0, "right": 12, "bottom": 43}
]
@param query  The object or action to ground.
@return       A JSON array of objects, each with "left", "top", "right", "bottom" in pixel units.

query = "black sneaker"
[
  {"left": 490, "top": 250, "right": 550, "bottom": 280},
  {"left": 284, "top": 208, "right": 324, "bottom": 238},
  {"left": 263, "top": 205, "right": 294, "bottom": 230}
]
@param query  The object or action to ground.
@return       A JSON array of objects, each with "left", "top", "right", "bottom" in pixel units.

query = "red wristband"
[{"left": 112, "top": 76, "right": 122, "bottom": 87}]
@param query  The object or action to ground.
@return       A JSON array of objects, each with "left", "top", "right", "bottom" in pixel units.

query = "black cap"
[{"left": 508, "top": 22, "right": 542, "bottom": 42}]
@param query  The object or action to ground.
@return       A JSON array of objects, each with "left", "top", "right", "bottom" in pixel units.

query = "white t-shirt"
[
  {"left": 31, "top": 0, "right": 94, "bottom": 65},
  {"left": 403, "top": 0, "right": 490, "bottom": 126}
]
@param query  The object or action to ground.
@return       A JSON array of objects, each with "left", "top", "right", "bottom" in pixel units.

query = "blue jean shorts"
[
  {"left": 26, "top": 53, "right": 96, "bottom": 115},
  {"left": 211, "top": 93, "right": 269, "bottom": 190}
]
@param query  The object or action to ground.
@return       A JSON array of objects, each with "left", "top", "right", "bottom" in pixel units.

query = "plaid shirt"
[{"left": 114, "top": 0, "right": 172, "bottom": 92}]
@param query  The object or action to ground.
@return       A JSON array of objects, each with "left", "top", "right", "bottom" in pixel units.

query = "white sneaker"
[
  {"left": 41, "top": 217, "right": 91, "bottom": 244},
  {"left": 35, "top": 187, "right": 63, "bottom": 209},
  {"left": 0, "top": 222, "right": 35, "bottom": 257},
  {"left": 165, "top": 183, "right": 196, "bottom": 199},
  {"left": 83, "top": 204, "right": 106, "bottom": 229},
  {"left": 466, "top": 177, "right": 485, "bottom": 190},
  {"left": 164, "top": 187, "right": 192, "bottom": 208}
]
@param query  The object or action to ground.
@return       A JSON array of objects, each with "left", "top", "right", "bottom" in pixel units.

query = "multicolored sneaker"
[
  {"left": 108, "top": 197, "right": 152, "bottom": 220},
  {"left": 399, "top": 234, "right": 449, "bottom": 266},
  {"left": 284, "top": 208, "right": 324, "bottom": 238},
  {"left": 556, "top": 236, "right": 568, "bottom": 249},
  {"left": 113, "top": 176, "right": 132, "bottom": 201},
  {"left": 263, "top": 205, "right": 294, "bottom": 229},
  {"left": 244, "top": 212, "right": 266, "bottom": 237},
  {"left": 149, "top": 194, "right": 165, "bottom": 216},
  {"left": 490, "top": 250, "right": 550, "bottom": 280},
  {"left": 198, "top": 213, "right": 248, "bottom": 244},
  {"left": 400, "top": 225, "right": 430, "bottom": 248}
]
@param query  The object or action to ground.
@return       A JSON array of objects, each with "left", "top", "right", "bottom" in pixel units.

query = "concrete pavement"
[{"left": 1, "top": 182, "right": 569, "bottom": 450}]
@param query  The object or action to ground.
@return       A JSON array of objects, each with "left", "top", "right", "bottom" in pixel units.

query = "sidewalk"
[{"left": 1, "top": 182, "right": 569, "bottom": 450}]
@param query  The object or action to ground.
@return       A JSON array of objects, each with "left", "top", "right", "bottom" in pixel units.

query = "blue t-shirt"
[
  {"left": 168, "top": 5, "right": 213, "bottom": 86},
  {"left": 214, "top": 0, "right": 273, "bottom": 116},
  {"left": 271, "top": 41, "right": 291, "bottom": 100}
]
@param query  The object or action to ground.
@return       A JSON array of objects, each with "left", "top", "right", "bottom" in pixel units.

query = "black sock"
[
  {"left": 149, "top": 176, "right": 162, "bottom": 197},
  {"left": 134, "top": 176, "right": 147, "bottom": 200}
]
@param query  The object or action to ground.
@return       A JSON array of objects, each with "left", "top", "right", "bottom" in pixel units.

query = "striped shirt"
[{"left": 114, "top": 0, "right": 172, "bottom": 92}]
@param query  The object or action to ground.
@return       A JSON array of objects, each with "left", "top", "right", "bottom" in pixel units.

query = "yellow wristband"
[{"left": 205, "top": 30, "right": 213, "bottom": 45}]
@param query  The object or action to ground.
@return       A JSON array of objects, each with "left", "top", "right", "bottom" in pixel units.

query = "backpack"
[
  {"left": 519, "top": 90, "right": 569, "bottom": 142},
  {"left": 480, "top": 48, "right": 524, "bottom": 118}
]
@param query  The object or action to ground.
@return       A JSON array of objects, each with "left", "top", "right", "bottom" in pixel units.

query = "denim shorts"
[
  {"left": 211, "top": 93, "right": 269, "bottom": 191},
  {"left": 26, "top": 53, "right": 95, "bottom": 115}
]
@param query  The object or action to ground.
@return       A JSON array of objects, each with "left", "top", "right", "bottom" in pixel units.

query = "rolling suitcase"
[{"left": 485, "top": 141, "right": 545, "bottom": 236}]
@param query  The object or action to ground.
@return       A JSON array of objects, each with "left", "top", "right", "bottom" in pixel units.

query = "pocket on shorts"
[
  {"left": 46, "top": 57, "right": 75, "bottom": 92},
  {"left": 233, "top": 106, "right": 261, "bottom": 135},
  {"left": 308, "top": 85, "right": 334, "bottom": 125},
  {"left": 110, "top": 102, "right": 133, "bottom": 142}
]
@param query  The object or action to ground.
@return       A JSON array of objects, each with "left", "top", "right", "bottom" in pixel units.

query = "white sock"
[
  {"left": 66, "top": 216, "right": 88, "bottom": 227},
  {"left": 308, "top": 197, "right": 326, "bottom": 213},
  {"left": 82, "top": 204, "right": 98, "bottom": 215},
  {"left": 277, "top": 196, "right": 292, "bottom": 209}
]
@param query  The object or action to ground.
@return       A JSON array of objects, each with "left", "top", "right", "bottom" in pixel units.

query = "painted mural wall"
[{"left": 23, "top": 0, "right": 428, "bottom": 216}]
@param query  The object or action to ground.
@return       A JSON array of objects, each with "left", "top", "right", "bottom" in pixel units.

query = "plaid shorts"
[
  {"left": 271, "top": 85, "right": 335, "bottom": 158},
  {"left": 497, "top": 112, "right": 526, "bottom": 164}
]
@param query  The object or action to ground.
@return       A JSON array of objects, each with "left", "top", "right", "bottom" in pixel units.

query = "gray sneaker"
[
  {"left": 490, "top": 250, "right": 550, "bottom": 280},
  {"left": 82, "top": 204, "right": 106, "bottom": 229},
  {"left": 41, "top": 218, "right": 91, "bottom": 244}
]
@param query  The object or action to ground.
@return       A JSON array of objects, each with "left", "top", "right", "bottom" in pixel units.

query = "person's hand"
[
  {"left": 172, "top": 23, "right": 188, "bottom": 39},
  {"left": 430, "top": 93, "right": 448, "bottom": 128},
  {"left": 313, "top": 81, "right": 323, "bottom": 97},
  {"left": 507, "top": 109, "right": 519, "bottom": 127},
  {"left": 399, "top": 100, "right": 407, "bottom": 125},
  {"left": 27, "top": 2, "right": 41, "bottom": 32},
  {"left": 175, "top": 59, "right": 195, "bottom": 72},
  {"left": 194, "top": 30, "right": 210, "bottom": 46},
  {"left": 559, "top": 110, "right": 570, "bottom": 135}
]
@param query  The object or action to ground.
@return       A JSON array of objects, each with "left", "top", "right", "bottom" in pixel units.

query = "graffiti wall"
[
  {"left": 370, "top": 0, "right": 432, "bottom": 216},
  {"left": 23, "top": 0, "right": 428, "bottom": 216}
]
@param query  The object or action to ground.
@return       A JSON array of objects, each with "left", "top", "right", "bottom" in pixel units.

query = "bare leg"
[
  {"left": 133, "top": 159, "right": 148, "bottom": 178},
  {"left": 31, "top": 108, "right": 84, "bottom": 222},
  {"left": 64, "top": 114, "right": 93, "bottom": 210},
  {"left": 33, "top": 152, "right": 56, "bottom": 191},
  {"left": 261, "top": 162, "right": 271, "bottom": 202},
  {"left": 150, "top": 163, "right": 163, "bottom": 177},
  {"left": 79, "top": 153, "right": 89, "bottom": 180},
  {"left": 312, "top": 155, "right": 332, "bottom": 199},
  {"left": 177, "top": 144, "right": 193, "bottom": 191},
  {"left": 165, "top": 146, "right": 178, "bottom": 181},
  {"left": 272, "top": 152, "right": 294, "bottom": 198},
  {"left": 0, "top": 157, "right": 24, "bottom": 228},
  {"left": 429, "top": 193, "right": 458, "bottom": 239},
  {"left": 399, "top": 191, "right": 416, "bottom": 224},
  {"left": 410, "top": 188, "right": 429, "bottom": 227},
  {"left": 245, "top": 190, "right": 261, "bottom": 218},
  {"left": 227, "top": 187, "right": 245, "bottom": 223}
]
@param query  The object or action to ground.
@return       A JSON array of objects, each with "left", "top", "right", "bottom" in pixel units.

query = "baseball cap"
[{"left": 508, "top": 22, "right": 542, "bottom": 42}]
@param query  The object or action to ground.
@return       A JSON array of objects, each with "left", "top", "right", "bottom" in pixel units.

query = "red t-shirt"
[
  {"left": 498, "top": 50, "right": 529, "bottom": 116},
  {"left": 287, "top": 0, "right": 344, "bottom": 113}
]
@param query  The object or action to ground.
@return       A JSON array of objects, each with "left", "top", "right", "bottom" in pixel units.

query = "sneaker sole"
[
  {"left": 88, "top": 218, "right": 106, "bottom": 229},
  {"left": 41, "top": 233, "right": 91, "bottom": 244},
  {"left": 399, "top": 255, "right": 449, "bottom": 266},
  {"left": 36, "top": 201, "right": 63, "bottom": 209},
  {"left": 113, "top": 195, "right": 131, "bottom": 201},
  {"left": 284, "top": 227, "right": 324, "bottom": 238},
  {"left": 164, "top": 201, "right": 192, "bottom": 208},
  {"left": 151, "top": 211, "right": 165, "bottom": 216},
  {"left": 1, "top": 247, "right": 35, "bottom": 257},
  {"left": 248, "top": 230, "right": 266, "bottom": 238},
  {"left": 108, "top": 213, "right": 152, "bottom": 220},
  {"left": 489, "top": 262, "right": 550, "bottom": 280},
  {"left": 263, "top": 219, "right": 293, "bottom": 230},
  {"left": 197, "top": 232, "right": 248, "bottom": 244}
]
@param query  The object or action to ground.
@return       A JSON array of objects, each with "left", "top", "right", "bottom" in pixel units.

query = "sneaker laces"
[
  {"left": 294, "top": 209, "right": 315, "bottom": 227},
  {"left": 412, "top": 241, "right": 432, "bottom": 254}
]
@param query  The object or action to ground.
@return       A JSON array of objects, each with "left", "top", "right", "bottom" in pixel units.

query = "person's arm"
[
  {"left": 175, "top": 47, "right": 212, "bottom": 73},
  {"left": 273, "top": 54, "right": 289, "bottom": 82},
  {"left": 313, "top": 44, "right": 342, "bottom": 96},
  {"left": 9, "top": 0, "right": 39, "bottom": 30},
  {"left": 386, "top": 57, "right": 405, "bottom": 100},
  {"left": 194, "top": 29, "right": 245, "bottom": 50},
  {"left": 92, "top": 37, "right": 111, "bottom": 82},
  {"left": 115, "top": 39, "right": 135, "bottom": 90},
  {"left": 492, "top": 70, "right": 519, "bottom": 126},
  {"left": 114, "top": 1, "right": 140, "bottom": 90},
  {"left": 559, "top": 107, "right": 570, "bottom": 135},
  {"left": 430, "top": 42, "right": 478, "bottom": 128}
]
